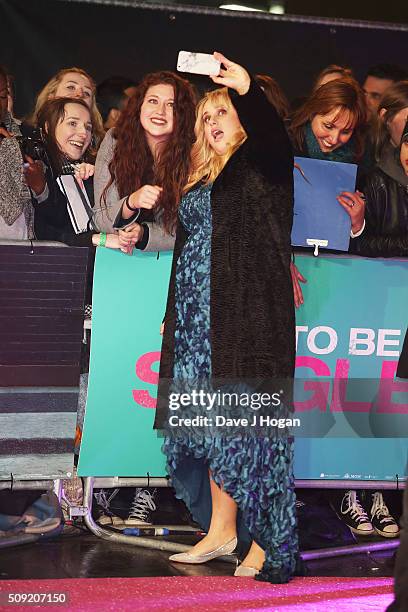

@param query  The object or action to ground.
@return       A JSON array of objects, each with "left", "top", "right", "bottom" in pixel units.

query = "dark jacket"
[
  {"left": 33, "top": 166, "right": 95, "bottom": 247},
  {"left": 350, "top": 167, "right": 408, "bottom": 258},
  {"left": 33, "top": 165, "right": 96, "bottom": 303},
  {"left": 156, "top": 80, "right": 295, "bottom": 426}
]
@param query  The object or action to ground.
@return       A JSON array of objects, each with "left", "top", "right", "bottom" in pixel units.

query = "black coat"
[
  {"left": 33, "top": 166, "right": 96, "bottom": 303},
  {"left": 20, "top": 121, "right": 95, "bottom": 246},
  {"left": 33, "top": 166, "right": 95, "bottom": 247},
  {"left": 350, "top": 167, "right": 408, "bottom": 258},
  {"left": 156, "top": 80, "right": 295, "bottom": 426}
]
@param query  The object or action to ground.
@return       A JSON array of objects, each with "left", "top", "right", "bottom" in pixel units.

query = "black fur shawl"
[{"left": 155, "top": 79, "right": 295, "bottom": 426}]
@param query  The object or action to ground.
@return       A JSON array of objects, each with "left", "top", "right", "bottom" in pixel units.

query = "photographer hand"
[
  {"left": 23, "top": 155, "right": 46, "bottom": 195},
  {"left": 210, "top": 52, "right": 250, "bottom": 96},
  {"left": 0, "top": 126, "right": 12, "bottom": 139}
]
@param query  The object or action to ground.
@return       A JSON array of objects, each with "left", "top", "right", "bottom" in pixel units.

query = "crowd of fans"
[
  {"left": 2, "top": 61, "right": 408, "bottom": 253},
  {"left": 2, "top": 61, "right": 408, "bottom": 260},
  {"left": 1, "top": 55, "right": 407, "bottom": 592}
]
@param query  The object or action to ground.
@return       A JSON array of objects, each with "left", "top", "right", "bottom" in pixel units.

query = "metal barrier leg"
[
  {"left": 53, "top": 479, "right": 63, "bottom": 502},
  {"left": 301, "top": 539, "right": 400, "bottom": 561},
  {"left": 82, "top": 477, "right": 199, "bottom": 555}
]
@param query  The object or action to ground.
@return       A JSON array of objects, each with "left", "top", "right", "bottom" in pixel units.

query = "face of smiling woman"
[
  {"left": 54, "top": 102, "right": 92, "bottom": 161},
  {"left": 310, "top": 106, "right": 356, "bottom": 154},
  {"left": 140, "top": 83, "right": 175, "bottom": 152},
  {"left": 202, "top": 99, "right": 242, "bottom": 155}
]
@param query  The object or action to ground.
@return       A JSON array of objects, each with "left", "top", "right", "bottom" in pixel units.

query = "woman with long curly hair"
[{"left": 93, "top": 71, "right": 196, "bottom": 252}]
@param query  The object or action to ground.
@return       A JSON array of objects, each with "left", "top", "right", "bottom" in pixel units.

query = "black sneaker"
[
  {"left": 336, "top": 490, "right": 374, "bottom": 535},
  {"left": 369, "top": 492, "right": 400, "bottom": 538}
]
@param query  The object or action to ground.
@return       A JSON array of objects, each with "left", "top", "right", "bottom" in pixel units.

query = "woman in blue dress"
[{"left": 156, "top": 53, "right": 299, "bottom": 583}]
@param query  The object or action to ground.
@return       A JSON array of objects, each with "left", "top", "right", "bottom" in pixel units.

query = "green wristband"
[{"left": 99, "top": 232, "right": 107, "bottom": 247}]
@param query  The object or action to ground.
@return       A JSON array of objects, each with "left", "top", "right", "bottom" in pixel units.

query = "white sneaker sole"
[
  {"left": 349, "top": 526, "right": 375, "bottom": 535},
  {"left": 373, "top": 527, "right": 400, "bottom": 538}
]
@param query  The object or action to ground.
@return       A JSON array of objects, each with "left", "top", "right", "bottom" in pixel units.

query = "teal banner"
[
  {"left": 78, "top": 249, "right": 408, "bottom": 482},
  {"left": 294, "top": 255, "right": 408, "bottom": 481},
  {"left": 79, "top": 249, "right": 171, "bottom": 477}
]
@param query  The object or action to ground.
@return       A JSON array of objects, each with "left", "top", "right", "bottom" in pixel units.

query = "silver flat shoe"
[
  {"left": 169, "top": 536, "right": 237, "bottom": 564},
  {"left": 234, "top": 564, "right": 260, "bottom": 577}
]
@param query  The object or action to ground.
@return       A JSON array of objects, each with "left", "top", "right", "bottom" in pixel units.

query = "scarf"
[
  {"left": 304, "top": 121, "right": 357, "bottom": 163},
  {"left": 0, "top": 112, "right": 34, "bottom": 236}
]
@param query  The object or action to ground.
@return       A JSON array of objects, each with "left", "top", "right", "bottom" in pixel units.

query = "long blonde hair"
[
  {"left": 28, "top": 67, "right": 105, "bottom": 154},
  {"left": 184, "top": 87, "right": 247, "bottom": 192}
]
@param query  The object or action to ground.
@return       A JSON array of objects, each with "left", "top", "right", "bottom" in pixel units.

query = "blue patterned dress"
[{"left": 162, "top": 182, "right": 299, "bottom": 582}]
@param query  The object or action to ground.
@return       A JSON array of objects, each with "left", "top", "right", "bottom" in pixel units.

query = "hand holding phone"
[
  {"left": 177, "top": 51, "right": 221, "bottom": 76},
  {"left": 209, "top": 52, "right": 250, "bottom": 95}
]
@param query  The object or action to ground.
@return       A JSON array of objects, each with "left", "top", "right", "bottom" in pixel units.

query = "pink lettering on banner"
[
  {"left": 132, "top": 351, "right": 161, "bottom": 409},
  {"left": 132, "top": 352, "right": 408, "bottom": 415},
  {"left": 376, "top": 361, "right": 408, "bottom": 414},
  {"left": 294, "top": 356, "right": 331, "bottom": 412},
  {"left": 331, "top": 359, "right": 371, "bottom": 413}
]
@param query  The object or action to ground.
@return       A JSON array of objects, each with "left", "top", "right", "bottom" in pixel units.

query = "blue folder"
[{"left": 291, "top": 157, "right": 358, "bottom": 252}]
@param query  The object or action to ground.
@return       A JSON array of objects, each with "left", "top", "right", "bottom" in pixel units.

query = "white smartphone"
[{"left": 177, "top": 51, "right": 220, "bottom": 76}]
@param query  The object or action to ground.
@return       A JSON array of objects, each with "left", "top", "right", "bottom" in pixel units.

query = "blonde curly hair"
[{"left": 185, "top": 87, "right": 247, "bottom": 192}]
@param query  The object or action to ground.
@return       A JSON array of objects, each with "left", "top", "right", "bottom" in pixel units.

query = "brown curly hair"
[{"left": 103, "top": 71, "right": 196, "bottom": 233}]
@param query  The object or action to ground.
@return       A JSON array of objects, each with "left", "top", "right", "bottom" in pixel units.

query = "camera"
[{"left": 18, "top": 127, "right": 48, "bottom": 163}]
